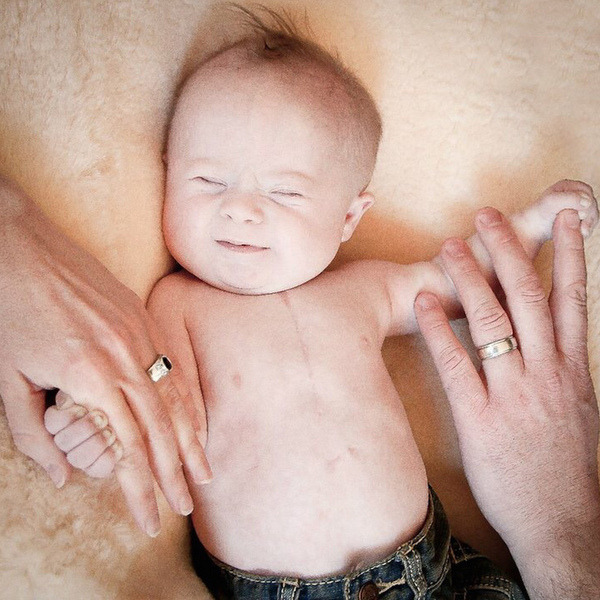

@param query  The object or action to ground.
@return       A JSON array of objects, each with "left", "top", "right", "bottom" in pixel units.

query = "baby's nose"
[{"left": 219, "top": 193, "right": 264, "bottom": 224}]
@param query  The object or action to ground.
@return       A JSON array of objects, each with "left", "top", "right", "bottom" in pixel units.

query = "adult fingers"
[
  {"left": 144, "top": 316, "right": 211, "bottom": 478},
  {"left": 414, "top": 292, "right": 487, "bottom": 423},
  {"left": 475, "top": 208, "right": 556, "bottom": 363},
  {"left": 117, "top": 365, "right": 195, "bottom": 519},
  {"left": 154, "top": 362, "right": 212, "bottom": 484},
  {"left": 1, "top": 374, "right": 71, "bottom": 487},
  {"left": 549, "top": 210, "right": 589, "bottom": 367},
  {"left": 141, "top": 314, "right": 211, "bottom": 490},
  {"left": 91, "top": 384, "right": 163, "bottom": 537},
  {"left": 439, "top": 237, "right": 523, "bottom": 386},
  {"left": 64, "top": 343, "right": 195, "bottom": 528}
]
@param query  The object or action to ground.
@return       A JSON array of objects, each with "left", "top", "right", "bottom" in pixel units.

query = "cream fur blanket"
[{"left": 1, "top": 1, "right": 599, "bottom": 598}]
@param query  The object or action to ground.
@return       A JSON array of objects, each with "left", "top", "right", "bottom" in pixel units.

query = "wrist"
[{"left": 507, "top": 495, "right": 600, "bottom": 600}]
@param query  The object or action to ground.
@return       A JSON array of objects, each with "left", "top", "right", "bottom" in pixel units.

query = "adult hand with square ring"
[
  {"left": 0, "top": 177, "right": 211, "bottom": 537},
  {"left": 414, "top": 207, "right": 600, "bottom": 600}
]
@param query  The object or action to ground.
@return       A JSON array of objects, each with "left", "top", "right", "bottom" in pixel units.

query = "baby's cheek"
[{"left": 163, "top": 203, "right": 205, "bottom": 266}]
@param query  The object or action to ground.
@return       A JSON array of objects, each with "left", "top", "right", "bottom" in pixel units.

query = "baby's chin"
[{"left": 190, "top": 269, "right": 322, "bottom": 296}]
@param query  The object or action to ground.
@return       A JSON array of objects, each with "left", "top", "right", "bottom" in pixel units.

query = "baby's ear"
[{"left": 341, "top": 192, "right": 374, "bottom": 242}]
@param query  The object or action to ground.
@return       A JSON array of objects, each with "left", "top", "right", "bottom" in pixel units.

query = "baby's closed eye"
[{"left": 191, "top": 176, "right": 227, "bottom": 192}]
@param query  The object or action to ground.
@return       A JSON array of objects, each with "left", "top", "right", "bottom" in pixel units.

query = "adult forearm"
[
  {"left": 509, "top": 499, "right": 600, "bottom": 600},
  {"left": 515, "top": 534, "right": 600, "bottom": 599}
]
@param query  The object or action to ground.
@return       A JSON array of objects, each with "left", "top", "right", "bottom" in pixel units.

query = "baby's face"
[{"left": 163, "top": 62, "right": 372, "bottom": 295}]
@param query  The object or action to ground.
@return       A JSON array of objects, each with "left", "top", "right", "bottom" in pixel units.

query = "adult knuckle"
[
  {"left": 438, "top": 343, "right": 467, "bottom": 376},
  {"left": 472, "top": 300, "right": 510, "bottom": 333},
  {"left": 564, "top": 279, "right": 587, "bottom": 308},
  {"left": 62, "top": 350, "right": 106, "bottom": 385},
  {"left": 539, "top": 365, "right": 565, "bottom": 396},
  {"left": 423, "top": 316, "right": 448, "bottom": 337},
  {"left": 102, "top": 325, "right": 136, "bottom": 361},
  {"left": 496, "top": 227, "right": 518, "bottom": 249},
  {"left": 564, "top": 351, "right": 591, "bottom": 376},
  {"left": 514, "top": 273, "right": 546, "bottom": 304},
  {"left": 149, "top": 398, "right": 176, "bottom": 439},
  {"left": 119, "top": 439, "right": 147, "bottom": 470}
]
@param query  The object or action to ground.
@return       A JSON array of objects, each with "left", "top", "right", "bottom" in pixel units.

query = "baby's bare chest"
[{"left": 184, "top": 282, "right": 387, "bottom": 411}]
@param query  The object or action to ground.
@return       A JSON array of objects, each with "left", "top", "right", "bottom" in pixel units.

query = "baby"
[{"left": 46, "top": 10, "right": 598, "bottom": 599}]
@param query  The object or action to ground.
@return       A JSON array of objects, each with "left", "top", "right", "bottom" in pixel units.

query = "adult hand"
[
  {"left": 414, "top": 207, "right": 600, "bottom": 599},
  {"left": 0, "top": 176, "right": 211, "bottom": 537}
]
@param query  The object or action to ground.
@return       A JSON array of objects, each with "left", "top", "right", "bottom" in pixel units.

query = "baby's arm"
[{"left": 379, "top": 180, "right": 597, "bottom": 337}]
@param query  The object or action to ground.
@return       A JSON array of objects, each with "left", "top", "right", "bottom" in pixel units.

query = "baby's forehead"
[
  {"left": 187, "top": 46, "right": 352, "bottom": 120},
  {"left": 171, "top": 37, "right": 381, "bottom": 192}
]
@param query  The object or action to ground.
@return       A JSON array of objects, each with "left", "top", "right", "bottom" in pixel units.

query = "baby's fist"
[
  {"left": 44, "top": 392, "right": 123, "bottom": 479},
  {"left": 540, "top": 179, "right": 598, "bottom": 238}
]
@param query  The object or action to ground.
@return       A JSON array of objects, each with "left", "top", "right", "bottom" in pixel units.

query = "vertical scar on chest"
[{"left": 232, "top": 372, "right": 242, "bottom": 389}]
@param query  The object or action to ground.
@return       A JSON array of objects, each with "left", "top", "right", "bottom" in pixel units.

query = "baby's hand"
[
  {"left": 532, "top": 179, "right": 598, "bottom": 239},
  {"left": 44, "top": 392, "right": 123, "bottom": 479}
]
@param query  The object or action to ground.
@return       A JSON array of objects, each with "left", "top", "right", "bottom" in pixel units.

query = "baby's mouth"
[{"left": 216, "top": 239, "right": 269, "bottom": 253}]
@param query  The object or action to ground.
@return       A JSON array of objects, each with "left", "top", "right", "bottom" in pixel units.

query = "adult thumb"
[{"left": 1, "top": 374, "right": 71, "bottom": 488}]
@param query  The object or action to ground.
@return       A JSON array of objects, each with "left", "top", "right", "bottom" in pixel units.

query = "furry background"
[{"left": 1, "top": 1, "right": 599, "bottom": 598}]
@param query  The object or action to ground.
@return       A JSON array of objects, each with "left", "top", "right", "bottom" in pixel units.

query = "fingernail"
[
  {"left": 564, "top": 210, "right": 580, "bottom": 229},
  {"left": 193, "top": 460, "right": 213, "bottom": 485},
  {"left": 415, "top": 293, "right": 438, "bottom": 311},
  {"left": 578, "top": 210, "right": 587, "bottom": 220},
  {"left": 101, "top": 427, "right": 116, "bottom": 446},
  {"left": 580, "top": 196, "right": 591, "bottom": 208},
  {"left": 56, "top": 395, "right": 74, "bottom": 410},
  {"left": 477, "top": 208, "right": 502, "bottom": 226},
  {"left": 180, "top": 494, "right": 194, "bottom": 516},
  {"left": 90, "top": 410, "right": 108, "bottom": 429},
  {"left": 46, "top": 464, "right": 66, "bottom": 489},
  {"left": 443, "top": 238, "right": 465, "bottom": 257},
  {"left": 145, "top": 516, "right": 161, "bottom": 538},
  {"left": 112, "top": 440, "right": 124, "bottom": 462},
  {"left": 73, "top": 406, "right": 88, "bottom": 419}
]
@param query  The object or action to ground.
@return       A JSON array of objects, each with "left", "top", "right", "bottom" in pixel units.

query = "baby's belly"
[{"left": 190, "top": 366, "right": 429, "bottom": 578}]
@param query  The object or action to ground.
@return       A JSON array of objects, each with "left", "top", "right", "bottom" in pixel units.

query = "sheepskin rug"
[{"left": 1, "top": 1, "right": 599, "bottom": 598}]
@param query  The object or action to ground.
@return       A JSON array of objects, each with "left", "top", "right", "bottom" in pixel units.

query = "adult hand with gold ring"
[
  {"left": 414, "top": 207, "right": 600, "bottom": 599},
  {"left": 0, "top": 177, "right": 211, "bottom": 537}
]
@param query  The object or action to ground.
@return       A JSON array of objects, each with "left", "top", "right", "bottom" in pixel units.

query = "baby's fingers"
[
  {"left": 52, "top": 409, "right": 110, "bottom": 453},
  {"left": 85, "top": 441, "right": 123, "bottom": 478},
  {"left": 67, "top": 427, "right": 120, "bottom": 471},
  {"left": 44, "top": 403, "right": 89, "bottom": 435}
]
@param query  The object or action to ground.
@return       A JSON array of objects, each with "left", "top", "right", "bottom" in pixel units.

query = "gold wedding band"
[
  {"left": 146, "top": 354, "right": 173, "bottom": 382},
  {"left": 477, "top": 335, "right": 518, "bottom": 361}
]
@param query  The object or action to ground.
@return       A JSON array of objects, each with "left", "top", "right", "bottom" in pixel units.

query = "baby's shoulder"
[
  {"left": 151, "top": 270, "right": 214, "bottom": 297},
  {"left": 147, "top": 270, "right": 216, "bottom": 317}
]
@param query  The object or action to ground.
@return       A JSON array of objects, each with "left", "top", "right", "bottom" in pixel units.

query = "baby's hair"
[{"left": 173, "top": 4, "right": 383, "bottom": 190}]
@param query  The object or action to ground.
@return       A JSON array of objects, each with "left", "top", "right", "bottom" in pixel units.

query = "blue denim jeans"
[{"left": 190, "top": 489, "right": 527, "bottom": 599}]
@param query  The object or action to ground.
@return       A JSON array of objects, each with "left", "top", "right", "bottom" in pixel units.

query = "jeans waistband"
[{"left": 191, "top": 487, "right": 452, "bottom": 599}]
